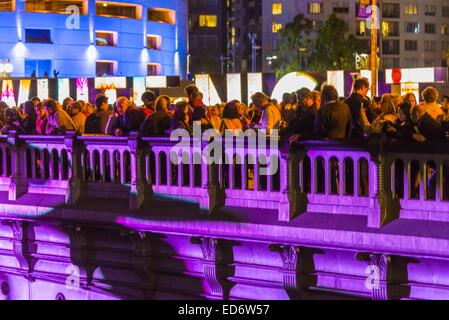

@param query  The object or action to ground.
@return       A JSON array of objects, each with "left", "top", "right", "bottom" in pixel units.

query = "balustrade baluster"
[
  {"left": 436, "top": 160, "right": 442, "bottom": 202},
  {"left": 30, "top": 149, "right": 36, "bottom": 179},
  {"left": 339, "top": 157, "right": 345, "bottom": 196},
  {"left": 120, "top": 151, "right": 126, "bottom": 184}
]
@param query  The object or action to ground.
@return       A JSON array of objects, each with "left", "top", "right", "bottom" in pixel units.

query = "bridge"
[{"left": 0, "top": 131, "right": 448, "bottom": 300}]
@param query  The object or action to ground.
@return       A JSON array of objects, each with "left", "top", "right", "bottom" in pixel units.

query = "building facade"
[
  {"left": 188, "top": 0, "right": 229, "bottom": 75},
  {"left": 230, "top": 0, "right": 263, "bottom": 73},
  {"left": 262, "top": 0, "right": 449, "bottom": 73},
  {"left": 0, "top": 0, "right": 188, "bottom": 78}
]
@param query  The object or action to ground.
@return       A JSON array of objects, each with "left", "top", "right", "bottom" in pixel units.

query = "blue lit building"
[{"left": 0, "top": 0, "right": 188, "bottom": 78}]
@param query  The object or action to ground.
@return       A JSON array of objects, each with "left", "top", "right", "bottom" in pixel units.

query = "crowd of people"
[{"left": 0, "top": 80, "right": 448, "bottom": 145}]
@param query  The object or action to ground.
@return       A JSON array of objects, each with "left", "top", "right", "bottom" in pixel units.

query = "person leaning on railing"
[
  {"left": 314, "top": 85, "right": 352, "bottom": 139},
  {"left": 43, "top": 99, "right": 76, "bottom": 135},
  {"left": 140, "top": 95, "right": 172, "bottom": 137},
  {"left": 85, "top": 95, "right": 112, "bottom": 135},
  {"left": 105, "top": 97, "right": 146, "bottom": 137}
]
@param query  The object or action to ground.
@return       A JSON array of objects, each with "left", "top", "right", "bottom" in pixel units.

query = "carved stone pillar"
[
  {"left": 3, "top": 219, "right": 36, "bottom": 281},
  {"left": 199, "top": 152, "right": 225, "bottom": 214},
  {"left": 278, "top": 151, "right": 307, "bottom": 222},
  {"left": 190, "top": 237, "right": 232, "bottom": 299},
  {"left": 7, "top": 131, "right": 28, "bottom": 201},
  {"left": 128, "top": 132, "right": 151, "bottom": 209},
  {"left": 368, "top": 153, "right": 400, "bottom": 228},
  {"left": 269, "top": 244, "right": 303, "bottom": 299},
  {"left": 65, "top": 131, "right": 81, "bottom": 205},
  {"left": 356, "top": 252, "right": 392, "bottom": 300}
]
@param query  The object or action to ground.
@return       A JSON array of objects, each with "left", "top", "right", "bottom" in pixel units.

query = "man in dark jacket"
[
  {"left": 185, "top": 85, "right": 211, "bottom": 129},
  {"left": 288, "top": 87, "right": 317, "bottom": 143},
  {"left": 344, "top": 78, "right": 372, "bottom": 138},
  {"left": 111, "top": 97, "right": 146, "bottom": 137},
  {"left": 140, "top": 97, "right": 171, "bottom": 136},
  {"left": 85, "top": 95, "right": 112, "bottom": 134},
  {"left": 141, "top": 91, "right": 156, "bottom": 117},
  {"left": 315, "top": 85, "right": 352, "bottom": 139}
]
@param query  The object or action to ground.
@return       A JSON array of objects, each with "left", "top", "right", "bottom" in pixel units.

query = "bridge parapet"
[{"left": 0, "top": 132, "right": 447, "bottom": 228}]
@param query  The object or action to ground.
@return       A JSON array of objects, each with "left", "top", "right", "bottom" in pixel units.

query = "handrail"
[{"left": 0, "top": 131, "right": 449, "bottom": 228}]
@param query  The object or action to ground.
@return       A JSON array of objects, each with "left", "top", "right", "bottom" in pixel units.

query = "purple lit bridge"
[{"left": 0, "top": 131, "right": 448, "bottom": 300}]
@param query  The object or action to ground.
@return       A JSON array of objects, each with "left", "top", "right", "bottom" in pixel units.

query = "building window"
[
  {"left": 96, "top": 61, "right": 116, "bottom": 76},
  {"left": 381, "top": 21, "right": 399, "bottom": 37},
  {"left": 25, "top": 29, "right": 52, "bottom": 43},
  {"left": 272, "top": 3, "right": 282, "bottom": 15},
  {"left": 25, "top": 59, "right": 52, "bottom": 77},
  {"left": 425, "top": 5, "right": 436, "bottom": 16},
  {"left": 272, "top": 22, "right": 282, "bottom": 33},
  {"left": 148, "top": 8, "right": 176, "bottom": 25},
  {"left": 147, "top": 63, "right": 161, "bottom": 76},
  {"left": 95, "top": 31, "right": 117, "bottom": 46},
  {"left": 382, "top": 39, "right": 400, "bottom": 55},
  {"left": 424, "top": 40, "right": 436, "bottom": 52},
  {"left": 96, "top": 2, "right": 140, "bottom": 19},
  {"left": 405, "top": 3, "right": 418, "bottom": 15},
  {"left": 424, "top": 59, "right": 434, "bottom": 67},
  {"left": 333, "top": 2, "right": 349, "bottom": 13},
  {"left": 189, "top": 15, "right": 199, "bottom": 31},
  {"left": 0, "top": 0, "right": 14, "bottom": 11},
  {"left": 200, "top": 35, "right": 217, "bottom": 48},
  {"left": 405, "top": 22, "right": 420, "bottom": 33},
  {"left": 443, "top": 6, "right": 449, "bottom": 17},
  {"left": 404, "top": 40, "right": 418, "bottom": 51},
  {"left": 382, "top": 57, "right": 400, "bottom": 69},
  {"left": 404, "top": 58, "right": 417, "bottom": 68},
  {"left": 147, "top": 35, "right": 162, "bottom": 50},
  {"left": 442, "top": 24, "right": 448, "bottom": 35},
  {"left": 308, "top": 2, "right": 322, "bottom": 14},
  {"left": 25, "top": 0, "right": 87, "bottom": 14},
  {"left": 357, "top": 20, "right": 367, "bottom": 36},
  {"left": 382, "top": 3, "right": 400, "bottom": 18},
  {"left": 424, "top": 23, "right": 436, "bottom": 34},
  {"left": 199, "top": 15, "right": 217, "bottom": 27}
]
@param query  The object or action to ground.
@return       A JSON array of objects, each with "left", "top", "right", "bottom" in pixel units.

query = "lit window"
[
  {"left": 96, "top": 2, "right": 141, "bottom": 19},
  {"left": 0, "top": 0, "right": 14, "bottom": 11},
  {"left": 358, "top": 21, "right": 366, "bottom": 36},
  {"left": 147, "top": 63, "right": 161, "bottom": 76},
  {"left": 147, "top": 35, "right": 162, "bottom": 50},
  {"left": 272, "top": 22, "right": 282, "bottom": 33},
  {"left": 148, "top": 8, "right": 176, "bottom": 25},
  {"left": 25, "top": 0, "right": 87, "bottom": 15},
  {"left": 95, "top": 31, "right": 118, "bottom": 46},
  {"left": 199, "top": 15, "right": 217, "bottom": 28},
  {"left": 308, "top": 2, "right": 322, "bottom": 14},
  {"left": 425, "top": 5, "right": 436, "bottom": 16},
  {"left": 96, "top": 61, "right": 116, "bottom": 76},
  {"left": 272, "top": 3, "right": 282, "bottom": 15},
  {"left": 405, "top": 4, "right": 418, "bottom": 15},
  {"left": 442, "top": 24, "right": 448, "bottom": 35}
]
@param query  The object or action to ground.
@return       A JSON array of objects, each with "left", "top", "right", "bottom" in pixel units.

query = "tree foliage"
[
  {"left": 275, "top": 14, "right": 313, "bottom": 78},
  {"left": 276, "top": 13, "right": 365, "bottom": 76}
]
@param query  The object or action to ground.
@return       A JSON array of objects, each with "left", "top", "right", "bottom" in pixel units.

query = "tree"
[
  {"left": 276, "top": 14, "right": 314, "bottom": 78},
  {"left": 308, "top": 13, "right": 365, "bottom": 73}
]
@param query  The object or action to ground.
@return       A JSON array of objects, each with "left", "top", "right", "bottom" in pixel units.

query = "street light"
[
  {"left": 0, "top": 59, "right": 14, "bottom": 78},
  {"left": 298, "top": 47, "right": 307, "bottom": 71},
  {"left": 266, "top": 55, "right": 278, "bottom": 67}
]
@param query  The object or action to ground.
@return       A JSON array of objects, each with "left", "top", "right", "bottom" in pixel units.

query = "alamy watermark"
[{"left": 170, "top": 122, "right": 280, "bottom": 176}]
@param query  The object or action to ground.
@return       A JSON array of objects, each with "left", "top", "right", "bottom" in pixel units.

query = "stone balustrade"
[{"left": 1, "top": 132, "right": 449, "bottom": 300}]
